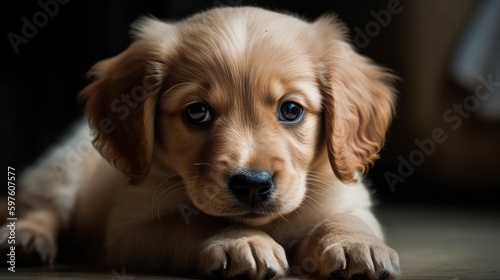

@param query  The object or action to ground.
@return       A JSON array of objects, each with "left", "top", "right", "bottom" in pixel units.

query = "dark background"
[{"left": 3, "top": 0, "right": 500, "bottom": 208}]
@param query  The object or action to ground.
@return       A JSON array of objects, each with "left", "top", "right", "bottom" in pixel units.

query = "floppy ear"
[
  {"left": 79, "top": 18, "right": 177, "bottom": 185},
  {"left": 315, "top": 16, "right": 397, "bottom": 184}
]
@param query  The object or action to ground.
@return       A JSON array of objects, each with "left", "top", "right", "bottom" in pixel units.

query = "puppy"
[{"left": 1, "top": 6, "right": 399, "bottom": 280}]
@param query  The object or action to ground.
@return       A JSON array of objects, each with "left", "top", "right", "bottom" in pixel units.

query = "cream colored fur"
[{"left": 1, "top": 7, "right": 399, "bottom": 280}]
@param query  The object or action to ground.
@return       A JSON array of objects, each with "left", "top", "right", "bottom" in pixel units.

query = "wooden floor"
[{"left": 2, "top": 203, "right": 499, "bottom": 279}]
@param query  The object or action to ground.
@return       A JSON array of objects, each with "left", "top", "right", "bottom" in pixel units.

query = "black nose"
[{"left": 228, "top": 170, "right": 274, "bottom": 205}]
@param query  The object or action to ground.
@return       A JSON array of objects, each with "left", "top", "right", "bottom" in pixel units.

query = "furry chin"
[{"left": 228, "top": 215, "right": 276, "bottom": 227}]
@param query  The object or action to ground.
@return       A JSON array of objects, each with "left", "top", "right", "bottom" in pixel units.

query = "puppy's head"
[{"left": 80, "top": 7, "right": 395, "bottom": 226}]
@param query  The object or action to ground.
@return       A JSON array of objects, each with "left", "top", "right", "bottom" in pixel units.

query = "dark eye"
[
  {"left": 185, "top": 103, "right": 212, "bottom": 125},
  {"left": 279, "top": 102, "right": 304, "bottom": 123}
]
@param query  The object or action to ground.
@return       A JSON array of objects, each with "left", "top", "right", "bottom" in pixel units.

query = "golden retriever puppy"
[{"left": 1, "top": 6, "right": 399, "bottom": 280}]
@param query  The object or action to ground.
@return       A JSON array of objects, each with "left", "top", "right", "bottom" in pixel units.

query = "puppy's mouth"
[
  {"left": 222, "top": 203, "right": 283, "bottom": 224},
  {"left": 227, "top": 209, "right": 279, "bottom": 226},
  {"left": 187, "top": 169, "right": 289, "bottom": 225},
  {"left": 230, "top": 209, "right": 274, "bottom": 219},
  {"left": 193, "top": 200, "right": 281, "bottom": 224},
  {"left": 237, "top": 212, "right": 267, "bottom": 219}
]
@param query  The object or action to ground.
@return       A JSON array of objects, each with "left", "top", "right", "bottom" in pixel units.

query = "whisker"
[
  {"left": 291, "top": 208, "right": 303, "bottom": 224},
  {"left": 306, "top": 181, "right": 331, "bottom": 189},
  {"left": 150, "top": 173, "right": 200, "bottom": 214},
  {"left": 154, "top": 179, "right": 187, "bottom": 207},
  {"left": 306, "top": 179, "right": 334, "bottom": 196},
  {"left": 304, "top": 193, "right": 325, "bottom": 209},
  {"left": 306, "top": 174, "right": 331, "bottom": 184},
  {"left": 298, "top": 196, "right": 320, "bottom": 220},
  {"left": 153, "top": 174, "right": 203, "bottom": 224},
  {"left": 151, "top": 171, "right": 197, "bottom": 206},
  {"left": 306, "top": 179, "right": 331, "bottom": 188},
  {"left": 151, "top": 174, "right": 180, "bottom": 204},
  {"left": 305, "top": 184, "right": 329, "bottom": 199},
  {"left": 157, "top": 188, "right": 185, "bottom": 227},
  {"left": 306, "top": 175, "right": 332, "bottom": 184},
  {"left": 306, "top": 173, "right": 331, "bottom": 181},
  {"left": 275, "top": 208, "right": 289, "bottom": 223}
]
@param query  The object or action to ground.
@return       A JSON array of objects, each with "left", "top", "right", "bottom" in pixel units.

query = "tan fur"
[{"left": 1, "top": 7, "right": 399, "bottom": 279}]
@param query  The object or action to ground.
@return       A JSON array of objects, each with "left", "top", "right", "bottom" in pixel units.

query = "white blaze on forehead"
[{"left": 219, "top": 14, "right": 248, "bottom": 61}]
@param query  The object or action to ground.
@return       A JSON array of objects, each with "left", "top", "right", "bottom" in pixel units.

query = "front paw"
[
  {"left": 0, "top": 220, "right": 57, "bottom": 265},
  {"left": 293, "top": 226, "right": 399, "bottom": 279},
  {"left": 200, "top": 230, "right": 288, "bottom": 280}
]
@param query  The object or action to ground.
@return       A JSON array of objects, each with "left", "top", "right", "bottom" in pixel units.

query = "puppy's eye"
[
  {"left": 279, "top": 102, "right": 304, "bottom": 123},
  {"left": 185, "top": 103, "right": 212, "bottom": 125}
]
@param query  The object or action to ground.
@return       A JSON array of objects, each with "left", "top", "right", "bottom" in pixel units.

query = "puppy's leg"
[
  {"left": 104, "top": 207, "right": 288, "bottom": 279},
  {"left": 0, "top": 164, "right": 76, "bottom": 265},
  {"left": 1, "top": 209, "right": 59, "bottom": 265},
  {"left": 0, "top": 123, "right": 92, "bottom": 265},
  {"left": 293, "top": 210, "right": 400, "bottom": 280}
]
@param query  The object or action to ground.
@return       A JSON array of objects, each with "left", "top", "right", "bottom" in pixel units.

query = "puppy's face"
[
  {"left": 80, "top": 7, "right": 395, "bottom": 226},
  {"left": 156, "top": 35, "right": 323, "bottom": 225}
]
